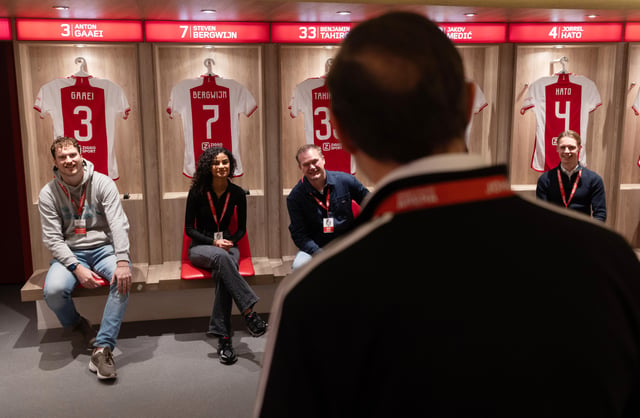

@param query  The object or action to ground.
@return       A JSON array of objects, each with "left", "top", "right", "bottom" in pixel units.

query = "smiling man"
[
  {"left": 536, "top": 130, "right": 607, "bottom": 221},
  {"left": 286, "top": 144, "right": 368, "bottom": 269},
  {"left": 38, "top": 136, "right": 132, "bottom": 380}
]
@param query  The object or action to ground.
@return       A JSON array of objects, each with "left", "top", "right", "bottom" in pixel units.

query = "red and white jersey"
[
  {"left": 520, "top": 73, "right": 601, "bottom": 172},
  {"left": 631, "top": 90, "right": 640, "bottom": 167},
  {"left": 34, "top": 76, "right": 130, "bottom": 180},
  {"left": 289, "top": 76, "right": 354, "bottom": 174},
  {"left": 167, "top": 75, "right": 257, "bottom": 178},
  {"left": 465, "top": 81, "right": 488, "bottom": 147},
  {"left": 633, "top": 89, "right": 640, "bottom": 116}
]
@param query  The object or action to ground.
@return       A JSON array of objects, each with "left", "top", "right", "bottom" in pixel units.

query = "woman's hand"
[{"left": 214, "top": 238, "right": 234, "bottom": 251}]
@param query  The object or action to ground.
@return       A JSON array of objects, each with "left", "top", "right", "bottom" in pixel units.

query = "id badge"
[
  {"left": 323, "top": 217, "right": 335, "bottom": 233},
  {"left": 74, "top": 219, "right": 87, "bottom": 235},
  {"left": 214, "top": 231, "right": 224, "bottom": 241}
]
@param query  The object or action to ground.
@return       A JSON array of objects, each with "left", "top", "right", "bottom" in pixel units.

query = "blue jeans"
[
  {"left": 189, "top": 244, "right": 259, "bottom": 338},
  {"left": 43, "top": 245, "right": 129, "bottom": 350},
  {"left": 291, "top": 250, "right": 313, "bottom": 270}
]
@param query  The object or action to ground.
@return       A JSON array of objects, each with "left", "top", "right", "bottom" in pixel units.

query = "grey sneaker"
[
  {"left": 89, "top": 347, "right": 117, "bottom": 380},
  {"left": 73, "top": 316, "right": 97, "bottom": 349}
]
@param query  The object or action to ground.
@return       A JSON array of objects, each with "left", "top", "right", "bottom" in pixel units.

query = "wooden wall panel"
[
  {"left": 615, "top": 44, "right": 640, "bottom": 243},
  {"left": 458, "top": 45, "right": 501, "bottom": 163},
  {"left": 616, "top": 189, "right": 640, "bottom": 246},
  {"left": 620, "top": 44, "right": 640, "bottom": 184}
]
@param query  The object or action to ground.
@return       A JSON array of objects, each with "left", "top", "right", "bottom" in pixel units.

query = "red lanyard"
[
  {"left": 206, "top": 191, "right": 231, "bottom": 232},
  {"left": 310, "top": 188, "right": 331, "bottom": 214},
  {"left": 374, "top": 174, "right": 513, "bottom": 217},
  {"left": 556, "top": 168, "right": 582, "bottom": 208},
  {"left": 57, "top": 182, "right": 87, "bottom": 219}
]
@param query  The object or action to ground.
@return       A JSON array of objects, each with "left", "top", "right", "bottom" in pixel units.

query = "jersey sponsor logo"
[{"left": 201, "top": 141, "right": 223, "bottom": 151}]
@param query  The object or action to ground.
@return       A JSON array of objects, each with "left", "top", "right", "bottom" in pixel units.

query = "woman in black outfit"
[{"left": 185, "top": 146, "right": 267, "bottom": 364}]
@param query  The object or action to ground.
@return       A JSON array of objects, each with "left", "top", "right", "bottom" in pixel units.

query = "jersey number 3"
[{"left": 73, "top": 105, "right": 93, "bottom": 141}]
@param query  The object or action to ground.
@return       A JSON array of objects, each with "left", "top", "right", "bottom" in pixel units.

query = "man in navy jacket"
[
  {"left": 536, "top": 129, "right": 606, "bottom": 221},
  {"left": 286, "top": 144, "right": 368, "bottom": 269}
]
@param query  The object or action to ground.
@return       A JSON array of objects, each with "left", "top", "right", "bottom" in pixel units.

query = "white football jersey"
[
  {"left": 521, "top": 73, "right": 601, "bottom": 172},
  {"left": 167, "top": 75, "right": 257, "bottom": 177},
  {"left": 34, "top": 76, "right": 130, "bottom": 179},
  {"left": 289, "top": 76, "right": 354, "bottom": 174}
]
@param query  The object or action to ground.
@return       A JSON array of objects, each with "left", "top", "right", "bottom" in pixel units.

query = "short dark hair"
[
  {"left": 50, "top": 136, "right": 80, "bottom": 159},
  {"left": 326, "top": 12, "right": 468, "bottom": 163},
  {"left": 190, "top": 147, "right": 237, "bottom": 195}
]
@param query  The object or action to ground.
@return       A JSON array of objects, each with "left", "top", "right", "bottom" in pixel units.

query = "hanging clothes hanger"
[
  {"left": 74, "top": 56, "right": 90, "bottom": 77},
  {"left": 551, "top": 56, "right": 569, "bottom": 74},
  {"left": 204, "top": 57, "right": 216, "bottom": 76},
  {"left": 324, "top": 57, "right": 334, "bottom": 75}
]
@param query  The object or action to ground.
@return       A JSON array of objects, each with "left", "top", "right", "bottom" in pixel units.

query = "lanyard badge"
[
  {"left": 58, "top": 182, "right": 87, "bottom": 235},
  {"left": 311, "top": 189, "right": 334, "bottom": 233},
  {"left": 207, "top": 191, "right": 231, "bottom": 241},
  {"left": 557, "top": 169, "right": 582, "bottom": 208}
]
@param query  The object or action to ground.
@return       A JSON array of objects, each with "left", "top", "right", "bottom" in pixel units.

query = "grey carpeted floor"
[{"left": 0, "top": 284, "right": 267, "bottom": 418}]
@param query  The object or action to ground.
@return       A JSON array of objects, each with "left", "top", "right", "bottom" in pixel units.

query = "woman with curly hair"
[{"left": 185, "top": 146, "right": 267, "bottom": 364}]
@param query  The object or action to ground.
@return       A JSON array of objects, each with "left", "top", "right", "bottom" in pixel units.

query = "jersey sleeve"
[
  {"left": 520, "top": 79, "right": 543, "bottom": 115},
  {"left": 167, "top": 81, "right": 185, "bottom": 119},
  {"left": 583, "top": 77, "right": 602, "bottom": 113},
  {"left": 238, "top": 83, "right": 257, "bottom": 117},
  {"left": 106, "top": 80, "right": 131, "bottom": 120},
  {"left": 472, "top": 82, "right": 488, "bottom": 114},
  {"left": 634, "top": 90, "right": 640, "bottom": 116},
  {"left": 289, "top": 82, "right": 303, "bottom": 118},
  {"left": 34, "top": 82, "right": 55, "bottom": 117}
]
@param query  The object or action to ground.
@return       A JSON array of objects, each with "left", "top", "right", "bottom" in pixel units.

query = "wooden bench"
[{"left": 20, "top": 257, "right": 290, "bottom": 329}]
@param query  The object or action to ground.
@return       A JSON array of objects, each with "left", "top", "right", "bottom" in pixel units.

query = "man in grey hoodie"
[{"left": 39, "top": 136, "right": 132, "bottom": 380}]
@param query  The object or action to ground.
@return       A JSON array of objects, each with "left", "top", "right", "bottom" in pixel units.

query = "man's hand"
[
  {"left": 214, "top": 239, "right": 234, "bottom": 252},
  {"left": 113, "top": 261, "right": 132, "bottom": 295},
  {"left": 73, "top": 264, "right": 105, "bottom": 288}
]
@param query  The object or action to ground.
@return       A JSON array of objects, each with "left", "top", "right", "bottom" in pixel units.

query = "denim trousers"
[
  {"left": 43, "top": 244, "right": 129, "bottom": 350},
  {"left": 189, "top": 244, "right": 259, "bottom": 338}
]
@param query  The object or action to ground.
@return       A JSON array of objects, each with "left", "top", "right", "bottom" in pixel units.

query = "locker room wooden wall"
[
  {"left": 616, "top": 43, "right": 640, "bottom": 247},
  {"left": 13, "top": 39, "right": 640, "bottom": 278}
]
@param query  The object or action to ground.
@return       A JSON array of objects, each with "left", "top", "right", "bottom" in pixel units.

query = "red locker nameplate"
[
  {"left": 508, "top": 22, "right": 623, "bottom": 43},
  {"left": 145, "top": 21, "right": 269, "bottom": 43},
  {"left": 439, "top": 23, "right": 507, "bottom": 44},
  {"left": 271, "top": 22, "right": 354, "bottom": 44},
  {"left": 16, "top": 19, "right": 143, "bottom": 42}
]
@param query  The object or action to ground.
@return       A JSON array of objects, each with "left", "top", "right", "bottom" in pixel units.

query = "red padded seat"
[{"left": 181, "top": 208, "right": 255, "bottom": 280}]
